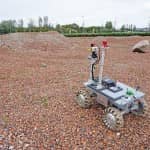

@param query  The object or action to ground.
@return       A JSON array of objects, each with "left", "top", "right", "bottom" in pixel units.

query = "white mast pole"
[{"left": 97, "top": 41, "right": 108, "bottom": 89}]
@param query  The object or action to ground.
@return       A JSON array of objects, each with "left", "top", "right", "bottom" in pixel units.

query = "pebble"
[
  {"left": 116, "top": 132, "right": 121, "bottom": 137},
  {"left": 41, "top": 63, "right": 47, "bottom": 67}
]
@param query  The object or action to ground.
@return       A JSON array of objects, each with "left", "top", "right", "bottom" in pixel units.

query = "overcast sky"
[{"left": 0, "top": 0, "right": 150, "bottom": 28}]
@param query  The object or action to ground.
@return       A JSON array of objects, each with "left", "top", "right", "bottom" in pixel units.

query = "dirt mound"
[{"left": 0, "top": 32, "right": 71, "bottom": 51}]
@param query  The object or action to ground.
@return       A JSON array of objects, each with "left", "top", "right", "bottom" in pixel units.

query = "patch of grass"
[
  {"left": 1, "top": 115, "right": 9, "bottom": 127},
  {"left": 40, "top": 96, "right": 49, "bottom": 107}
]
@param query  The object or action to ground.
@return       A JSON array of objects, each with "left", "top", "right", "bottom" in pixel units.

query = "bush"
[{"left": 64, "top": 32, "right": 150, "bottom": 37}]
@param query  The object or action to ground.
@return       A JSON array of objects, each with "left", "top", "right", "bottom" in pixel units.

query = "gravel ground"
[{"left": 0, "top": 32, "right": 150, "bottom": 149}]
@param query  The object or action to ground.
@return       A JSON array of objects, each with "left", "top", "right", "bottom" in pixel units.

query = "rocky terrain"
[{"left": 0, "top": 32, "right": 150, "bottom": 149}]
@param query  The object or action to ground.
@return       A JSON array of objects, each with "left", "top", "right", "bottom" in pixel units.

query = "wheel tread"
[
  {"left": 76, "top": 89, "right": 94, "bottom": 108},
  {"left": 103, "top": 107, "right": 124, "bottom": 131}
]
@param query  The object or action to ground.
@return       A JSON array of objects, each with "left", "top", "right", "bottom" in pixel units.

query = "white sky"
[{"left": 0, "top": 0, "right": 150, "bottom": 28}]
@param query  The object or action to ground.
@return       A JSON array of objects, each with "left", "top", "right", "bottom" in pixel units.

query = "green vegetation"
[
  {"left": 0, "top": 20, "right": 17, "bottom": 34},
  {"left": 0, "top": 16, "right": 54, "bottom": 34},
  {"left": 0, "top": 17, "right": 150, "bottom": 36},
  {"left": 64, "top": 32, "right": 150, "bottom": 37},
  {"left": 40, "top": 96, "right": 49, "bottom": 107}
]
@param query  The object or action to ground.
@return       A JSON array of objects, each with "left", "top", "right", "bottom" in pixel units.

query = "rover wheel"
[
  {"left": 132, "top": 100, "right": 149, "bottom": 118},
  {"left": 103, "top": 107, "right": 124, "bottom": 131},
  {"left": 76, "top": 89, "right": 93, "bottom": 108}
]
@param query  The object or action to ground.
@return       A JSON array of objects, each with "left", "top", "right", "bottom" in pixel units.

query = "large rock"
[{"left": 132, "top": 40, "right": 150, "bottom": 53}]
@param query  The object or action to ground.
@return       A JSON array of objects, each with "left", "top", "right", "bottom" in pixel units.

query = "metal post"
[
  {"left": 97, "top": 47, "right": 106, "bottom": 89},
  {"left": 89, "top": 62, "right": 93, "bottom": 80},
  {"left": 84, "top": 55, "right": 96, "bottom": 86},
  {"left": 84, "top": 58, "right": 95, "bottom": 85}
]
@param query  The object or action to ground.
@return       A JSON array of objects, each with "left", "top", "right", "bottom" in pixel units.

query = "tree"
[
  {"left": 130, "top": 24, "right": 133, "bottom": 31},
  {"left": 38, "top": 17, "right": 43, "bottom": 27},
  {"left": 12, "top": 20, "right": 17, "bottom": 27},
  {"left": 71, "top": 23, "right": 79, "bottom": 30},
  {"left": 120, "top": 25, "right": 125, "bottom": 32},
  {"left": 28, "top": 19, "right": 35, "bottom": 32},
  {"left": 60, "top": 23, "right": 80, "bottom": 33},
  {"left": 17, "top": 19, "right": 24, "bottom": 32},
  {"left": 43, "top": 16, "right": 48, "bottom": 27},
  {"left": 148, "top": 20, "right": 150, "bottom": 31},
  {"left": 126, "top": 24, "right": 129, "bottom": 31},
  {"left": 0, "top": 20, "right": 16, "bottom": 34},
  {"left": 0, "top": 23, "right": 5, "bottom": 34},
  {"left": 56, "top": 24, "right": 61, "bottom": 32},
  {"left": 49, "top": 23, "right": 54, "bottom": 30},
  {"left": 28, "top": 19, "right": 35, "bottom": 28},
  {"left": 133, "top": 25, "right": 136, "bottom": 31},
  {"left": 18, "top": 19, "right": 24, "bottom": 28},
  {"left": 105, "top": 21, "right": 113, "bottom": 29}
]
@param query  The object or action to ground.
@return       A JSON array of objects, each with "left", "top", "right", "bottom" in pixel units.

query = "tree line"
[
  {"left": 0, "top": 16, "right": 138, "bottom": 34},
  {"left": 0, "top": 16, "right": 54, "bottom": 34}
]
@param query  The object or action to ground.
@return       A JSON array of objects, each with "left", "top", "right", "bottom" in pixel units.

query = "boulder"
[{"left": 132, "top": 40, "right": 149, "bottom": 53}]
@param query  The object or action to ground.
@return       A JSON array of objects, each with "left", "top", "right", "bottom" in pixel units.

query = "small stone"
[
  {"left": 24, "top": 143, "right": 30, "bottom": 148},
  {"left": 0, "top": 135, "right": 3, "bottom": 140},
  {"left": 9, "top": 145, "right": 14, "bottom": 150},
  {"left": 41, "top": 63, "right": 47, "bottom": 67},
  {"left": 18, "top": 140, "right": 23, "bottom": 145},
  {"left": 116, "top": 132, "right": 121, "bottom": 137}
]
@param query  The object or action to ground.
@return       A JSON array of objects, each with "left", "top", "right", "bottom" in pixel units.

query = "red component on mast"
[{"left": 102, "top": 41, "right": 108, "bottom": 48}]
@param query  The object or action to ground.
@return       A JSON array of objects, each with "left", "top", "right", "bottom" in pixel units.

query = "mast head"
[{"left": 102, "top": 41, "right": 108, "bottom": 48}]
